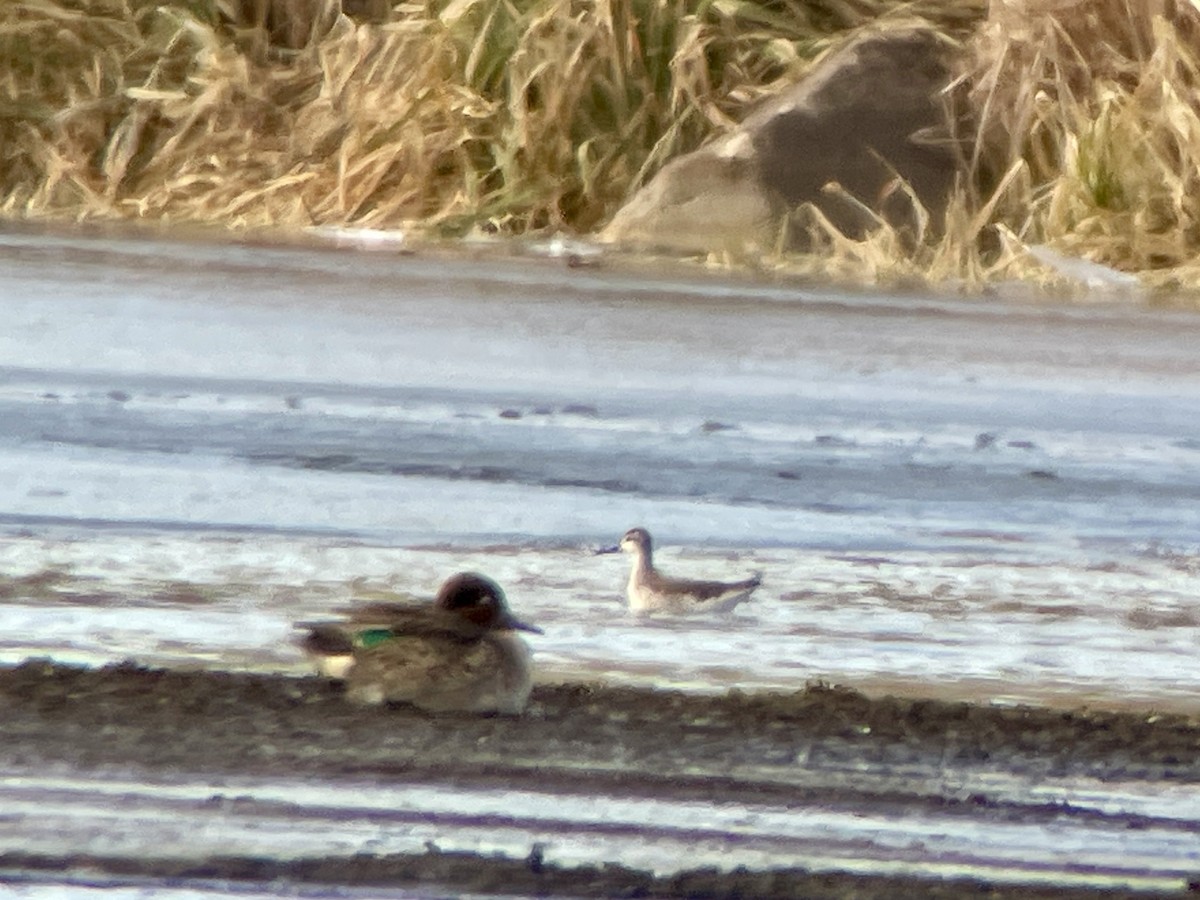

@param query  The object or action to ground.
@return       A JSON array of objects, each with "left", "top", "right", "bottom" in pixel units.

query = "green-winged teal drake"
[
  {"left": 297, "top": 572, "right": 541, "bottom": 713},
  {"left": 597, "top": 527, "right": 762, "bottom": 615}
]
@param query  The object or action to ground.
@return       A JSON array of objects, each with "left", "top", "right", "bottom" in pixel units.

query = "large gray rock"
[{"left": 600, "top": 25, "right": 960, "bottom": 255}]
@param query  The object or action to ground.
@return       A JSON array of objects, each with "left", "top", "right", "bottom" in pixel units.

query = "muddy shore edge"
[
  {"left": 0, "top": 848, "right": 1159, "bottom": 900},
  {"left": 2, "top": 660, "right": 1198, "bottom": 897}
]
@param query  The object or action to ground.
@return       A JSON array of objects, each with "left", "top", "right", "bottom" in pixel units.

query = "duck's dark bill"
[
  {"left": 503, "top": 613, "right": 544, "bottom": 635},
  {"left": 594, "top": 545, "right": 620, "bottom": 555}
]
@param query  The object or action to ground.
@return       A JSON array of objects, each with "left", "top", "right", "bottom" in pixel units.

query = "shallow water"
[
  {"left": 3, "top": 535, "right": 1200, "bottom": 713},
  {"left": 2, "top": 229, "right": 1200, "bottom": 710},
  {"left": 2, "top": 229, "right": 1200, "bottom": 894},
  {"left": 0, "top": 766, "right": 1192, "bottom": 894}
]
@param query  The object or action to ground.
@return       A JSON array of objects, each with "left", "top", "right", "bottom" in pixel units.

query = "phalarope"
[
  {"left": 597, "top": 527, "right": 762, "bottom": 615},
  {"left": 297, "top": 572, "right": 541, "bottom": 713}
]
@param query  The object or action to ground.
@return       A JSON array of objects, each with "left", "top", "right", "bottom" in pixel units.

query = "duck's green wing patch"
[{"left": 354, "top": 628, "right": 396, "bottom": 649}]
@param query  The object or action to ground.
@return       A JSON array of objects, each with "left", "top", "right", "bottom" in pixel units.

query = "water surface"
[
  {"left": 2, "top": 230, "right": 1199, "bottom": 709},
  {"left": 2, "top": 229, "right": 1200, "bottom": 896}
]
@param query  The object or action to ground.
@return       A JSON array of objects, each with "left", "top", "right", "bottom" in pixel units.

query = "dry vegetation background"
[{"left": 2, "top": 0, "right": 1200, "bottom": 289}]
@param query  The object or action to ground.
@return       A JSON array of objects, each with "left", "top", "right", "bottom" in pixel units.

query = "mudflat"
[{"left": 1, "top": 660, "right": 1196, "bottom": 897}]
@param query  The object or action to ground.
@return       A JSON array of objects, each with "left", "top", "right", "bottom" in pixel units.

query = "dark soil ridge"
[
  {"left": 3, "top": 660, "right": 1197, "bottom": 898},
  {"left": 0, "top": 848, "right": 1147, "bottom": 900},
  {"left": 2, "top": 657, "right": 1200, "bottom": 787},
  {"left": 2, "top": 659, "right": 1199, "bottom": 787}
]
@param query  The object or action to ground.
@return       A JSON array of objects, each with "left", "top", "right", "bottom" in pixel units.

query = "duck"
[
  {"left": 596, "top": 527, "right": 762, "bottom": 615},
  {"left": 297, "top": 572, "right": 541, "bottom": 714}
]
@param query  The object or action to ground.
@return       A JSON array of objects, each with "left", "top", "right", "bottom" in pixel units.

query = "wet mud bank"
[
  {"left": 0, "top": 848, "right": 1154, "bottom": 900},
  {"left": 2, "top": 660, "right": 1198, "bottom": 897},
  {"left": 3, "top": 660, "right": 1198, "bottom": 785}
]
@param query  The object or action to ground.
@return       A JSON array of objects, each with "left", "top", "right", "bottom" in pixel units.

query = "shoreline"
[
  {"left": 0, "top": 848, "right": 1160, "bottom": 900},
  {"left": 4, "top": 660, "right": 1198, "bottom": 784},
  {"left": 1, "top": 660, "right": 1197, "bottom": 896}
]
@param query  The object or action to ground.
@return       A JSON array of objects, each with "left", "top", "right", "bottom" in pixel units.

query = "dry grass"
[
  {"left": 961, "top": 0, "right": 1200, "bottom": 288},
  {"left": 4, "top": 0, "right": 1200, "bottom": 291},
  {"left": 0, "top": 0, "right": 974, "bottom": 235},
  {"left": 758, "top": 0, "right": 1200, "bottom": 292},
  {"left": 790, "top": 0, "right": 1200, "bottom": 292}
]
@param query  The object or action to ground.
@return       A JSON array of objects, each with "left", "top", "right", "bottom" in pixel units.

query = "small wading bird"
[
  {"left": 297, "top": 572, "right": 541, "bottom": 714},
  {"left": 597, "top": 527, "right": 762, "bottom": 615}
]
